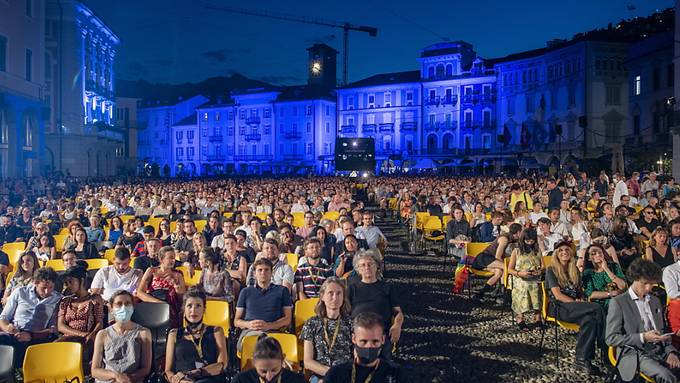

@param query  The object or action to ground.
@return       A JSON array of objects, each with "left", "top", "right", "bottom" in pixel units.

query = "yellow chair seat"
[
  {"left": 294, "top": 298, "right": 319, "bottom": 335},
  {"left": 608, "top": 346, "right": 654, "bottom": 382},
  {"left": 23, "top": 342, "right": 84, "bottom": 383},
  {"left": 45, "top": 259, "right": 67, "bottom": 271},
  {"left": 84, "top": 258, "right": 109, "bottom": 270},
  {"left": 285, "top": 253, "right": 298, "bottom": 273},
  {"left": 2, "top": 242, "right": 25, "bottom": 253},
  {"left": 204, "top": 300, "right": 231, "bottom": 336},
  {"left": 177, "top": 266, "right": 201, "bottom": 286}
]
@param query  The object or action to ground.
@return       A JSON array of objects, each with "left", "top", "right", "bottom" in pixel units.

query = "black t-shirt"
[
  {"left": 348, "top": 280, "right": 400, "bottom": 330},
  {"left": 134, "top": 256, "right": 159, "bottom": 273},
  {"left": 116, "top": 232, "right": 143, "bottom": 250},
  {"left": 0, "top": 250, "right": 8, "bottom": 266},
  {"left": 636, "top": 218, "right": 662, "bottom": 234},
  {"left": 324, "top": 360, "right": 406, "bottom": 383},
  {"left": 232, "top": 369, "right": 305, "bottom": 383}
]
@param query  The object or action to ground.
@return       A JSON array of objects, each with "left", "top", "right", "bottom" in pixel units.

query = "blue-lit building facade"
[
  {"left": 43, "top": 0, "right": 126, "bottom": 176},
  {"left": 0, "top": 0, "right": 47, "bottom": 178}
]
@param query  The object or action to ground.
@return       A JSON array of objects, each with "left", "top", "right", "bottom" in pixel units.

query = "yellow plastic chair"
[
  {"left": 194, "top": 220, "right": 207, "bottom": 232},
  {"left": 322, "top": 211, "right": 340, "bottom": 222},
  {"left": 204, "top": 300, "right": 231, "bottom": 336},
  {"left": 177, "top": 266, "right": 201, "bottom": 287},
  {"left": 466, "top": 242, "right": 490, "bottom": 257},
  {"left": 104, "top": 248, "right": 117, "bottom": 264},
  {"left": 464, "top": 212, "right": 473, "bottom": 224},
  {"left": 119, "top": 215, "right": 135, "bottom": 224},
  {"left": 84, "top": 258, "right": 109, "bottom": 270},
  {"left": 542, "top": 255, "right": 553, "bottom": 269},
  {"left": 285, "top": 253, "right": 299, "bottom": 273},
  {"left": 539, "top": 282, "right": 580, "bottom": 367},
  {"left": 146, "top": 217, "right": 163, "bottom": 232},
  {"left": 44, "top": 259, "right": 66, "bottom": 271},
  {"left": 255, "top": 212, "right": 268, "bottom": 221},
  {"left": 223, "top": 212, "right": 234, "bottom": 219},
  {"left": 442, "top": 215, "right": 452, "bottom": 226},
  {"left": 414, "top": 212, "right": 430, "bottom": 231},
  {"left": 5, "top": 248, "right": 25, "bottom": 268},
  {"left": 240, "top": 333, "right": 299, "bottom": 370},
  {"left": 387, "top": 198, "right": 398, "bottom": 211},
  {"left": 422, "top": 216, "right": 445, "bottom": 252},
  {"left": 58, "top": 227, "right": 70, "bottom": 235},
  {"left": 294, "top": 298, "right": 319, "bottom": 335},
  {"left": 607, "top": 346, "right": 654, "bottom": 382},
  {"left": 53, "top": 234, "right": 68, "bottom": 252},
  {"left": 2, "top": 242, "right": 25, "bottom": 253},
  {"left": 23, "top": 341, "right": 84, "bottom": 383},
  {"left": 5, "top": 271, "right": 14, "bottom": 287},
  {"left": 464, "top": 242, "right": 493, "bottom": 297}
]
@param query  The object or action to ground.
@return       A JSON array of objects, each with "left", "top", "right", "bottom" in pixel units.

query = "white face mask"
[{"left": 113, "top": 305, "right": 134, "bottom": 323}]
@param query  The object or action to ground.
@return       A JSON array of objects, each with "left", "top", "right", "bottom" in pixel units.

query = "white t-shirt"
[{"left": 91, "top": 265, "right": 143, "bottom": 301}]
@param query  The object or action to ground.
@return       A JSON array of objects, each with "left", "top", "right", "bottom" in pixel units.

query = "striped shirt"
[{"left": 294, "top": 258, "right": 332, "bottom": 298}]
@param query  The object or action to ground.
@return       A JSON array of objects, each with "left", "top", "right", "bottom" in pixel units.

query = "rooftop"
[{"left": 342, "top": 70, "right": 421, "bottom": 89}]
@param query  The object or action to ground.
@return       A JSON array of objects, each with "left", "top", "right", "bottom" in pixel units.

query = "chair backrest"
[
  {"left": 177, "top": 266, "right": 201, "bottom": 287},
  {"left": 442, "top": 215, "right": 452, "bottom": 226},
  {"left": 2, "top": 241, "right": 25, "bottom": 253},
  {"left": 84, "top": 258, "right": 109, "bottom": 270},
  {"left": 241, "top": 333, "right": 299, "bottom": 369},
  {"left": 44, "top": 259, "right": 66, "bottom": 271},
  {"left": 53, "top": 234, "right": 68, "bottom": 252},
  {"left": 5, "top": 271, "right": 14, "bottom": 288},
  {"left": 291, "top": 212, "right": 305, "bottom": 228},
  {"left": 119, "top": 215, "right": 135, "bottom": 224},
  {"left": 285, "top": 253, "right": 298, "bottom": 273},
  {"left": 5, "top": 248, "right": 24, "bottom": 267},
  {"left": 223, "top": 212, "right": 234, "bottom": 219},
  {"left": 58, "top": 227, "right": 70, "bottom": 235},
  {"left": 415, "top": 212, "right": 430, "bottom": 227},
  {"left": 540, "top": 281, "right": 551, "bottom": 321},
  {"left": 423, "top": 216, "right": 442, "bottom": 231},
  {"left": 322, "top": 211, "right": 340, "bottom": 222},
  {"left": 194, "top": 220, "right": 208, "bottom": 232},
  {"left": 131, "top": 302, "right": 171, "bottom": 330},
  {"left": 255, "top": 212, "right": 268, "bottom": 221},
  {"left": 294, "top": 298, "right": 319, "bottom": 334},
  {"left": 104, "top": 248, "right": 117, "bottom": 263},
  {"left": 0, "top": 344, "right": 12, "bottom": 380},
  {"left": 204, "top": 300, "right": 231, "bottom": 335},
  {"left": 542, "top": 255, "right": 553, "bottom": 269},
  {"left": 23, "top": 341, "right": 84, "bottom": 383},
  {"left": 466, "top": 242, "right": 490, "bottom": 257}
]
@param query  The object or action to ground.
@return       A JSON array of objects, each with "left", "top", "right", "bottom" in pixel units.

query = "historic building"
[
  {"left": 0, "top": 0, "right": 47, "bottom": 177},
  {"left": 44, "top": 0, "right": 125, "bottom": 176}
]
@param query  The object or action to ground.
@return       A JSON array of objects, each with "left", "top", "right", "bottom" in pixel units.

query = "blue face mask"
[{"left": 114, "top": 306, "right": 134, "bottom": 323}]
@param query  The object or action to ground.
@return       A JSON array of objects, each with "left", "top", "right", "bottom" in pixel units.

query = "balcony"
[
  {"left": 362, "top": 124, "right": 377, "bottom": 133},
  {"left": 442, "top": 95, "right": 458, "bottom": 106},
  {"left": 245, "top": 133, "right": 261, "bottom": 141},
  {"left": 245, "top": 116, "right": 261, "bottom": 124},
  {"left": 340, "top": 125, "right": 357, "bottom": 134},
  {"left": 401, "top": 122, "right": 417, "bottom": 131},
  {"left": 379, "top": 123, "right": 395, "bottom": 132},
  {"left": 424, "top": 121, "right": 457, "bottom": 131},
  {"left": 234, "top": 155, "right": 274, "bottom": 161},
  {"left": 460, "top": 122, "right": 479, "bottom": 130},
  {"left": 283, "top": 131, "right": 302, "bottom": 139},
  {"left": 205, "top": 155, "right": 224, "bottom": 161},
  {"left": 425, "top": 96, "right": 440, "bottom": 106},
  {"left": 208, "top": 135, "right": 222, "bottom": 142},
  {"left": 462, "top": 94, "right": 480, "bottom": 105}
]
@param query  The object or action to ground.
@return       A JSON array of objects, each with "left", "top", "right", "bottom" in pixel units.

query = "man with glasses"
[
  {"left": 211, "top": 219, "right": 235, "bottom": 250},
  {"left": 637, "top": 208, "right": 662, "bottom": 240},
  {"left": 296, "top": 211, "right": 316, "bottom": 239}
]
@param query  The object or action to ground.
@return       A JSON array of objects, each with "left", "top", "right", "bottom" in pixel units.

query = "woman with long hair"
[
  {"left": 164, "top": 288, "right": 228, "bottom": 383},
  {"left": 157, "top": 218, "right": 173, "bottom": 247},
  {"left": 609, "top": 216, "right": 638, "bottom": 270},
  {"left": 1, "top": 250, "right": 39, "bottom": 305},
  {"left": 312, "top": 226, "right": 335, "bottom": 265},
  {"left": 221, "top": 234, "right": 247, "bottom": 297},
  {"left": 137, "top": 246, "right": 186, "bottom": 327},
  {"left": 545, "top": 241, "right": 605, "bottom": 374},
  {"left": 507, "top": 228, "right": 543, "bottom": 330},
  {"left": 581, "top": 243, "right": 627, "bottom": 312},
  {"left": 644, "top": 227, "right": 677, "bottom": 269},
  {"left": 301, "top": 278, "right": 353, "bottom": 382},
  {"left": 67, "top": 227, "right": 99, "bottom": 259},
  {"left": 108, "top": 216, "right": 124, "bottom": 245},
  {"left": 232, "top": 335, "right": 305, "bottom": 383},
  {"left": 197, "top": 248, "right": 234, "bottom": 303},
  {"left": 63, "top": 220, "right": 84, "bottom": 251}
]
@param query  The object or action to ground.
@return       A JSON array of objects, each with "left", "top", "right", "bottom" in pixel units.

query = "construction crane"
[{"left": 204, "top": 3, "right": 378, "bottom": 85}]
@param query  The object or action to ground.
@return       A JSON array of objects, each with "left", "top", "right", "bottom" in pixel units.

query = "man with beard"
[{"left": 295, "top": 238, "right": 333, "bottom": 300}]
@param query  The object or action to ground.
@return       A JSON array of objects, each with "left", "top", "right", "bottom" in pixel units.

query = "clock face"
[{"left": 311, "top": 62, "right": 321, "bottom": 75}]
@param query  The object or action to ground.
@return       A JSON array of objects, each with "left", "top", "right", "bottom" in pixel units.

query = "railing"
[
  {"left": 379, "top": 123, "right": 395, "bottom": 132},
  {"left": 362, "top": 124, "right": 377, "bottom": 133},
  {"left": 460, "top": 122, "right": 478, "bottom": 130},
  {"left": 425, "top": 96, "right": 440, "bottom": 106},
  {"left": 340, "top": 125, "right": 357, "bottom": 134},
  {"left": 442, "top": 95, "right": 458, "bottom": 105},
  {"left": 245, "top": 116, "right": 261, "bottom": 124},
  {"left": 462, "top": 94, "right": 480, "bottom": 104},
  {"left": 282, "top": 154, "right": 303, "bottom": 160},
  {"left": 204, "top": 155, "right": 224, "bottom": 161},
  {"left": 424, "top": 121, "right": 457, "bottom": 130},
  {"left": 234, "top": 155, "right": 273, "bottom": 161},
  {"left": 208, "top": 135, "right": 222, "bottom": 142},
  {"left": 283, "top": 131, "right": 301, "bottom": 139},
  {"left": 244, "top": 133, "right": 261, "bottom": 141},
  {"left": 400, "top": 122, "right": 417, "bottom": 131}
]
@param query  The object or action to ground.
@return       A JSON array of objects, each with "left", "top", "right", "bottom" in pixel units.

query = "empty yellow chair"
[
  {"left": 53, "top": 234, "right": 68, "bottom": 252},
  {"left": 204, "top": 300, "right": 231, "bottom": 335},
  {"left": 84, "top": 258, "right": 109, "bottom": 270},
  {"left": 2, "top": 242, "right": 25, "bottom": 253},
  {"left": 322, "top": 211, "right": 340, "bottom": 222},
  {"left": 240, "top": 333, "right": 299, "bottom": 370},
  {"left": 285, "top": 253, "right": 298, "bottom": 273},
  {"left": 104, "top": 248, "right": 117, "bottom": 263},
  {"left": 23, "top": 342, "right": 84, "bottom": 383},
  {"left": 44, "top": 259, "right": 66, "bottom": 271},
  {"left": 178, "top": 266, "right": 201, "bottom": 287},
  {"left": 194, "top": 220, "right": 207, "bottom": 232},
  {"left": 294, "top": 298, "right": 319, "bottom": 335}
]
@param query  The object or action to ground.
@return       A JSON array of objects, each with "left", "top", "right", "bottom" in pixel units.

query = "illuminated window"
[
  {"left": 634, "top": 75, "right": 641, "bottom": 95},
  {"left": 306, "top": 105, "right": 312, "bottom": 115},
  {"left": 306, "top": 122, "right": 311, "bottom": 133},
  {"left": 384, "top": 92, "right": 391, "bottom": 107},
  {"left": 367, "top": 94, "right": 375, "bottom": 108}
]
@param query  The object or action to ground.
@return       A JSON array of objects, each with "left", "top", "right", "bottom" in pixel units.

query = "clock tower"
[{"left": 307, "top": 44, "right": 338, "bottom": 89}]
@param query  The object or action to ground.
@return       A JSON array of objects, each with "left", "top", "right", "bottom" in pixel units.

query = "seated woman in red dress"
[{"left": 136, "top": 246, "right": 186, "bottom": 327}]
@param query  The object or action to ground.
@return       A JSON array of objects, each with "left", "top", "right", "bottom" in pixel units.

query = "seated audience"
[
  {"left": 67, "top": 227, "right": 100, "bottom": 259},
  {"left": 136, "top": 246, "right": 186, "bottom": 327},
  {"left": 581, "top": 244, "right": 627, "bottom": 312},
  {"left": 295, "top": 238, "right": 333, "bottom": 300},
  {"left": 232, "top": 335, "right": 305, "bottom": 383}
]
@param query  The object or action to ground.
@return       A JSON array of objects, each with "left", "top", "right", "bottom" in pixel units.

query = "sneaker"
[{"left": 573, "top": 359, "right": 602, "bottom": 375}]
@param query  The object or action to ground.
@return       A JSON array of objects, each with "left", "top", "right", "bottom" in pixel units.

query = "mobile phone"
[{"left": 662, "top": 332, "right": 675, "bottom": 337}]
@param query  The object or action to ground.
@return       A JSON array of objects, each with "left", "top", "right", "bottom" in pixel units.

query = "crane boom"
[{"left": 204, "top": 3, "right": 377, "bottom": 85}]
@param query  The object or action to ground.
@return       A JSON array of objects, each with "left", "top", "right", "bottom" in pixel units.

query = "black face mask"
[{"left": 355, "top": 345, "right": 381, "bottom": 364}]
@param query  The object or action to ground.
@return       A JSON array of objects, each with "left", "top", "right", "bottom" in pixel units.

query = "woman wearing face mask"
[
  {"left": 56, "top": 265, "right": 105, "bottom": 363},
  {"left": 507, "top": 228, "right": 543, "bottom": 330},
  {"left": 164, "top": 288, "right": 228, "bottom": 383},
  {"left": 232, "top": 335, "right": 305, "bottom": 383},
  {"left": 301, "top": 278, "right": 353, "bottom": 383},
  {"left": 91, "top": 290, "right": 153, "bottom": 383}
]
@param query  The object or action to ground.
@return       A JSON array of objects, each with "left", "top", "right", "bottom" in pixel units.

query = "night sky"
[{"left": 85, "top": 0, "right": 674, "bottom": 86}]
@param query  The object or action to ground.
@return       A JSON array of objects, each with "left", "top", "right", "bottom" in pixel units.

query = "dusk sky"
[{"left": 86, "top": 0, "right": 675, "bottom": 86}]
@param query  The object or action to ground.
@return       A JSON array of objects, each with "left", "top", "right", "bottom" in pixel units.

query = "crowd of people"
[
  {"left": 0, "top": 176, "right": 403, "bottom": 382},
  {"left": 1, "top": 170, "right": 680, "bottom": 381}
]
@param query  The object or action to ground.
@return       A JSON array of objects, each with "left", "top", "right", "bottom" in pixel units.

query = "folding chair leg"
[
  {"left": 539, "top": 325, "right": 545, "bottom": 354},
  {"left": 553, "top": 323, "right": 559, "bottom": 367}
]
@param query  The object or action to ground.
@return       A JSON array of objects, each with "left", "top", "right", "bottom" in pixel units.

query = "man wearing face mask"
[
  {"left": 0, "top": 267, "right": 62, "bottom": 367},
  {"left": 324, "top": 312, "right": 406, "bottom": 383}
]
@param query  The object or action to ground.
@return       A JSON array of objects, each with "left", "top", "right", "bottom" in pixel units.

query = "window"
[
  {"left": 384, "top": 92, "right": 391, "bottom": 107},
  {"left": 0, "top": 35, "right": 7, "bottom": 72},
  {"left": 383, "top": 113, "right": 392, "bottom": 124},
  {"left": 24, "top": 116, "right": 32, "bottom": 147},
  {"left": 306, "top": 122, "right": 311, "bottom": 133},
  {"left": 175, "top": 131, "right": 183, "bottom": 144},
  {"left": 482, "top": 134, "right": 491, "bottom": 149},
  {"left": 215, "top": 144, "right": 221, "bottom": 156},
  {"left": 240, "top": 110, "right": 246, "bottom": 119},
  {"left": 264, "top": 144, "right": 270, "bottom": 155},
  {"left": 239, "top": 126, "right": 246, "bottom": 135},
  {"left": 483, "top": 110, "right": 491, "bottom": 128},
  {"left": 464, "top": 135, "right": 472, "bottom": 149},
  {"left": 201, "top": 145, "right": 208, "bottom": 155},
  {"left": 201, "top": 128, "right": 207, "bottom": 137},
  {"left": 238, "top": 144, "right": 245, "bottom": 155},
  {"left": 653, "top": 67, "right": 660, "bottom": 91},
  {"left": 483, "top": 84, "right": 491, "bottom": 95},
  {"left": 347, "top": 96, "right": 354, "bottom": 110},
  {"left": 324, "top": 143, "right": 330, "bottom": 154},
  {"left": 427, "top": 66, "right": 434, "bottom": 79},
  {"left": 264, "top": 108, "right": 271, "bottom": 118},
  {"left": 605, "top": 85, "right": 621, "bottom": 106},
  {"left": 187, "top": 147, "right": 194, "bottom": 159},
  {"left": 250, "top": 109, "right": 258, "bottom": 117},
  {"left": 367, "top": 114, "right": 375, "bottom": 124},
  {"left": 368, "top": 94, "right": 375, "bottom": 108},
  {"left": 176, "top": 147, "right": 183, "bottom": 158},
  {"left": 187, "top": 130, "right": 194, "bottom": 143},
  {"left": 306, "top": 105, "right": 312, "bottom": 116},
  {"left": 326, "top": 105, "right": 330, "bottom": 115},
  {"left": 445, "top": 64, "right": 453, "bottom": 77},
  {"left": 25, "top": 49, "right": 32, "bottom": 81},
  {"left": 429, "top": 89, "right": 436, "bottom": 100},
  {"left": 251, "top": 144, "right": 256, "bottom": 155},
  {"left": 464, "top": 110, "right": 473, "bottom": 127},
  {"left": 347, "top": 117, "right": 354, "bottom": 126},
  {"left": 227, "top": 126, "right": 234, "bottom": 135},
  {"left": 464, "top": 86, "right": 473, "bottom": 96},
  {"left": 634, "top": 75, "right": 641, "bottom": 95},
  {"left": 406, "top": 91, "right": 413, "bottom": 106},
  {"left": 264, "top": 125, "right": 271, "bottom": 135},
  {"left": 306, "top": 143, "right": 313, "bottom": 155},
  {"left": 325, "top": 122, "right": 330, "bottom": 133},
  {"left": 214, "top": 126, "right": 221, "bottom": 136},
  {"left": 214, "top": 111, "right": 220, "bottom": 121},
  {"left": 428, "top": 114, "right": 436, "bottom": 126}
]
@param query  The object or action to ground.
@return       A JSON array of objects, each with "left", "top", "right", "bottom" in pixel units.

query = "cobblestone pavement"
[{"left": 379, "top": 215, "right": 608, "bottom": 383}]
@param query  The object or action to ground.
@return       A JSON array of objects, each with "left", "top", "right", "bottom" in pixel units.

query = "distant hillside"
[{"left": 116, "top": 74, "right": 273, "bottom": 101}]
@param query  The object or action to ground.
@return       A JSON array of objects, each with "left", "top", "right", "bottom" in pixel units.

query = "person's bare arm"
[
  {"left": 390, "top": 306, "right": 404, "bottom": 343},
  {"left": 128, "top": 328, "right": 152, "bottom": 382},
  {"left": 495, "top": 236, "right": 509, "bottom": 260},
  {"left": 92, "top": 330, "right": 121, "bottom": 382},
  {"left": 135, "top": 268, "right": 163, "bottom": 303},
  {"left": 303, "top": 340, "right": 330, "bottom": 377}
]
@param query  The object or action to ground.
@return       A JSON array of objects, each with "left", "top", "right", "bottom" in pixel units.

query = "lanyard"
[
  {"left": 258, "top": 375, "right": 282, "bottom": 383},
  {"left": 323, "top": 318, "right": 341, "bottom": 354},
  {"left": 307, "top": 266, "right": 320, "bottom": 285},
  {"left": 351, "top": 362, "right": 379, "bottom": 383},
  {"left": 187, "top": 326, "right": 205, "bottom": 360}
]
